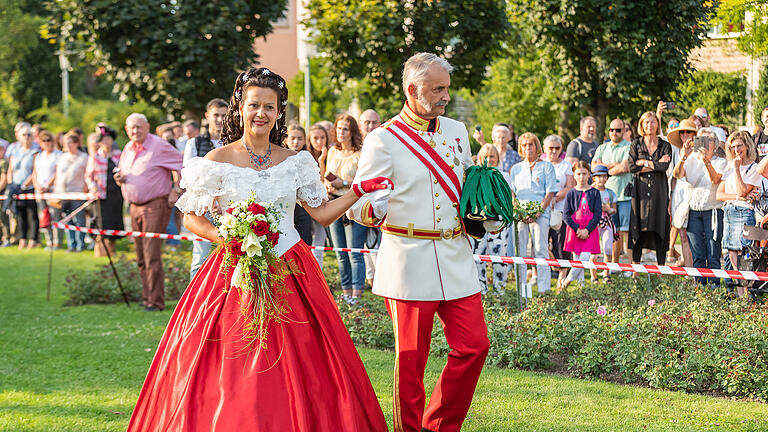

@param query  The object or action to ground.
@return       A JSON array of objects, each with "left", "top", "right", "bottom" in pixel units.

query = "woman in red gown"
[{"left": 127, "top": 68, "right": 389, "bottom": 431}]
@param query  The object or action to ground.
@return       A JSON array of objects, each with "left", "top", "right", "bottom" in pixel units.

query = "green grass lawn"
[{"left": 1, "top": 248, "right": 768, "bottom": 431}]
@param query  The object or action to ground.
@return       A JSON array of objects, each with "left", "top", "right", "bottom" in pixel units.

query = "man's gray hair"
[
  {"left": 125, "top": 113, "right": 149, "bottom": 125},
  {"left": 402, "top": 52, "right": 454, "bottom": 95},
  {"left": 579, "top": 116, "right": 596, "bottom": 128},
  {"left": 14, "top": 121, "right": 31, "bottom": 132}
]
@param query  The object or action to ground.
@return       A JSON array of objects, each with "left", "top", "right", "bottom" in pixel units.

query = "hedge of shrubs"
[
  {"left": 64, "top": 253, "right": 189, "bottom": 306},
  {"left": 338, "top": 276, "right": 768, "bottom": 401}
]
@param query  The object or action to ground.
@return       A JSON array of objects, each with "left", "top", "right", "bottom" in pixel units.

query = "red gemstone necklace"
[{"left": 243, "top": 141, "right": 272, "bottom": 169}]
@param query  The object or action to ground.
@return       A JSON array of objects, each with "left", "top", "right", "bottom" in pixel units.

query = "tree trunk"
[
  {"left": 558, "top": 101, "right": 571, "bottom": 142},
  {"left": 587, "top": 96, "right": 609, "bottom": 143}
]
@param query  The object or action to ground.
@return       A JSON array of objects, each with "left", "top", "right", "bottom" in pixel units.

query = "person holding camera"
[
  {"left": 324, "top": 113, "right": 366, "bottom": 304},
  {"left": 672, "top": 127, "right": 726, "bottom": 284}
]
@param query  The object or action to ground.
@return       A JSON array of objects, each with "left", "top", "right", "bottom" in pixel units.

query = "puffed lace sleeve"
[
  {"left": 294, "top": 151, "right": 327, "bottom": 208},
  {"left": 175, "top": 157, "right": 232, "bottom": 215}
]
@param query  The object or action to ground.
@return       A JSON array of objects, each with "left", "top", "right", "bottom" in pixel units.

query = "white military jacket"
[{"left": 349, "top": 102, "right": 481, "bottom": 301}]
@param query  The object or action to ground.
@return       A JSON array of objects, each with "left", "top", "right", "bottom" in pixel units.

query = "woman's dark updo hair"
[{"left": 221, "top": 67, "right": 289, "bottom": 147}]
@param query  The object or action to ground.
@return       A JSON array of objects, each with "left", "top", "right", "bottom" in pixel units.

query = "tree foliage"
[
  {"left": 753, "top": 63, "right": 768, "bottom": 125},
  {"left": 669, "top": 70, "right": 746, "bottom": 127},
  {"left": 288, "top": 58, "right": 404, "bottom": 126},
  {"left": 303, "top": 0, "right": 510, "bottom": 101},
  {"left": 28, "top": 96, "right": 164, "bottom": 148},
  {"left": 46, "top": 0, "right": 287, "bottom": 117},
  {"left": 0, "top": 0, "right": 61, "bottom": 138},
  {"left": 459, "top": 55, "right": 561, "bottom": 139},
  {"left": 713, "top": 0, "right": 768, "bottom": 57},
  {"left": 508, "top": 0, "right": 714, "bottom": 138}
]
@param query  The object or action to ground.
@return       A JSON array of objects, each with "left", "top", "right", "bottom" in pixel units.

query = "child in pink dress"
[{"left": 562, "top": 161, "right": 603, "bottom": 288}]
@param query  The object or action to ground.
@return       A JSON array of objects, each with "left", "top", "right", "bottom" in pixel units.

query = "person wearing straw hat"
[{"left": 665, "top": 118, "right": 698, "bottom": 266}]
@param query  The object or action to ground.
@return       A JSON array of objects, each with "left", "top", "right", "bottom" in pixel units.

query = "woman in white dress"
[{"left": 127, "top": 68, "right": 390, "bottom": 432}]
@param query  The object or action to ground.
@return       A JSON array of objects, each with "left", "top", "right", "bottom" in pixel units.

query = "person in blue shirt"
[{"left": 507, "top": 132, "right": 558, "bottom": 296}]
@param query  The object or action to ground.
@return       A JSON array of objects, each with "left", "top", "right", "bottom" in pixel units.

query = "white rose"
[
  {"left": 255, "top": 214, "right": 266, "bottom": 221},
  {"left": 247, "top": 214, "right": 256, "bottom": 223},
  {"left": 231, "top": 260, "right": 247, "bottom": 289},
  {"left": 219, "top": 213, "right": 236, "bottom": 229},
  {"left": 242, "top": 232, "right": 263, "bottom": 258}
]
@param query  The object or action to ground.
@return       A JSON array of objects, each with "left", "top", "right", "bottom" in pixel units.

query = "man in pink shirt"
[{"left": 115, "top": 113, "right": 183, "bottom": 311}]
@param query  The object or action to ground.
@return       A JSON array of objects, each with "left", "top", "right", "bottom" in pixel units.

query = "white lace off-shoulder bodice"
[{"left": 176, "top": 151, "right": 327, "bottom": 256}]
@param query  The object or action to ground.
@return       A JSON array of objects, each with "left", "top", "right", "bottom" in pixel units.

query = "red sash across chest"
[{"left": 385, "top": 119, "right": 462, "bottom": 208}]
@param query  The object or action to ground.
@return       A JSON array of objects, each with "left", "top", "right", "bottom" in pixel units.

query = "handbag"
[
  {"left": 549, "top": 209, "right": 563, "bottom": 230},
  {"left": 40, "top": 207, "right": 51, "bottom": 229},
  {"left": 623, "top": 181, "right": 633, "bottom": 198}
]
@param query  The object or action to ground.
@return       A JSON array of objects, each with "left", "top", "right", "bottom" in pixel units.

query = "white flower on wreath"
[
  {"left": 242, "top": 231, "right": 264, "bottom": 258},
  {"left": 255, "top": 213, "right": 266, "bottom": 222}
]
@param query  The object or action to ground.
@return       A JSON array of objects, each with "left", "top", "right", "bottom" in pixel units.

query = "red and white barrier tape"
[
  {"left": 0, "top": 192, "right": 98, "bottom": 201},
  {"left": 50, "top": 222, "right": 768, "bottom": 281}
]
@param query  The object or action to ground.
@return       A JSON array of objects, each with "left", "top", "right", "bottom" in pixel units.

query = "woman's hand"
[
  {"left": 659, "top": 154, "right": 671, "bottom": 163},
  {"left": 576, "top": 228, "right": 589, "bottom": 239},
  {"left": 682, "top": 138, "right": 694, "bottom": 159},
  {"left": 734, "top": 156, "right": 743, "bottom": 169}
]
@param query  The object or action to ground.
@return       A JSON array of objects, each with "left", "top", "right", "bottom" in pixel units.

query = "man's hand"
[
  {"left": 352, "top": 176, "right": 393, "bottom": 197},
  {"left": 168, "top": 189, "right": 181, "bottom": 207},
  {"left": 113, "top": 171, "right": 125, "bottom": 186},
  {"left": 370, "top": 188, "right": 391, "bottom": 219}
]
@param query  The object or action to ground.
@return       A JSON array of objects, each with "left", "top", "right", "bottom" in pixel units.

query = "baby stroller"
[{"left": 742, "top": 213, "right": 768, "bottom": 300}]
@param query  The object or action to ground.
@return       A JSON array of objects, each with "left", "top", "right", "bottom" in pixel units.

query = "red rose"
[
  {"left": 269, "top": 232, "right": 280, "bottom": 246},
  {"left": 228, "top": 239, "right": 245, "bottom": 256},
  {"left": 252, "top": 220, "right": 270, "bottom": 236},
  {"left": 247, "top": 203, "right": 266, "bottom": 215},
  {"left": 225, "top": 207, "right": 234, "bottom": 215}
]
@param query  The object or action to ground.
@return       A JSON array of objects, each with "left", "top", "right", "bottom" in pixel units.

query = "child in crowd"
[
  {"left": 471, "top": 144, "right": 510, "bottom": 295},
  {"left": 589, "top": 165, "right": 618, "bottom": 283},
  {"left": 561, "top": 161, "right": 602, "bottom": 289}
]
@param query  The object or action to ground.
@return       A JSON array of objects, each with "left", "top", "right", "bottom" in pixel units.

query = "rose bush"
[{"left": 337, "top": 275, "right": 768, "bottom": 401}]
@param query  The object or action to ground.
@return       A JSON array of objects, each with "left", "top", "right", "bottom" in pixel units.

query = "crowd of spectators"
[{"left": 3, "top": 100, "right": 768, "bottom": 305}]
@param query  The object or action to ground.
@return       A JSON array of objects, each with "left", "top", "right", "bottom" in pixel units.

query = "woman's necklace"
[{"left": 243, "top": 141, "right": 272, "bottom": 169}]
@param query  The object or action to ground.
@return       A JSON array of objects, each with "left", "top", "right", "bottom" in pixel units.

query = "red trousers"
[
  {"left": 385, "top": 293, "right": 489, "bottom": 432},
  {"left": 129, "top": 196, "right": 171, "bottom": 309}
]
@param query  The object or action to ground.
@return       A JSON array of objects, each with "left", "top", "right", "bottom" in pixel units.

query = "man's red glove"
[{"left": 352, "top": 176, "right": 393, "bottom": 197}]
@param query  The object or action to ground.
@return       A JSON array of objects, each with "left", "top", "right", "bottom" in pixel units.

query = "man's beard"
[{"left": 416, "top": 91, "right": 447, "bottom": 113}]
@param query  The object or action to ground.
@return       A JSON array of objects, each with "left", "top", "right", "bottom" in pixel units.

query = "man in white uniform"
[{"left": 350, "top": 53, "right": 490, "bottom": 432}]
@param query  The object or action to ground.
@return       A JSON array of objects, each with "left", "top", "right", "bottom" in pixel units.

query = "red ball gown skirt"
[{"left": 127, "top": 241, "right": 387, "bottom": 431}]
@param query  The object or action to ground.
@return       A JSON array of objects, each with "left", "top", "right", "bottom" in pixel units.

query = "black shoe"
[{"left": 144, "top": 305, "right": 163, "bottom": 312}]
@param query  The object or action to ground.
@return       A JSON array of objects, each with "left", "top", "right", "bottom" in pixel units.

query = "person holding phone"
[
  {"left": 324, "top": 113, "right": 366, "bottom": 304},
  {"left": 673, "top": 128, "right": 726, "bottom": 284}
]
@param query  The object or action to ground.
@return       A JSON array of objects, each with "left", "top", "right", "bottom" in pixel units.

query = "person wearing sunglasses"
[{"left": 592, "top": 118, "right": 633, "bottom": 267}]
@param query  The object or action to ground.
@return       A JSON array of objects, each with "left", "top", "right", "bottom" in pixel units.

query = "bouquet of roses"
[
  {"left": 512, "top": 199, "right": 544, "bottom": 223},
  {"left": 217, "top": 196, "right": 295, "bottom": 348}
]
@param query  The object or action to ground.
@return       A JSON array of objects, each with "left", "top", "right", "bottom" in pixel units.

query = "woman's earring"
[{"left": 239, "top": 114, "right": 244, "bottom": 128}]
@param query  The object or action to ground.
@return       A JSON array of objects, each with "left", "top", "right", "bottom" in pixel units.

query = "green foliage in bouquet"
[
  {"left": 460, "top": 163, "right": 515, "bottom": 226},
  {"left": 512, "top": 199, "right": 544, "bottom": 222}
]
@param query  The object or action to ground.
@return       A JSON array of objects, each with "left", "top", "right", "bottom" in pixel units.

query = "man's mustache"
[{"left": 435, "top": 101, "right": 448, "bottom": 107}]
